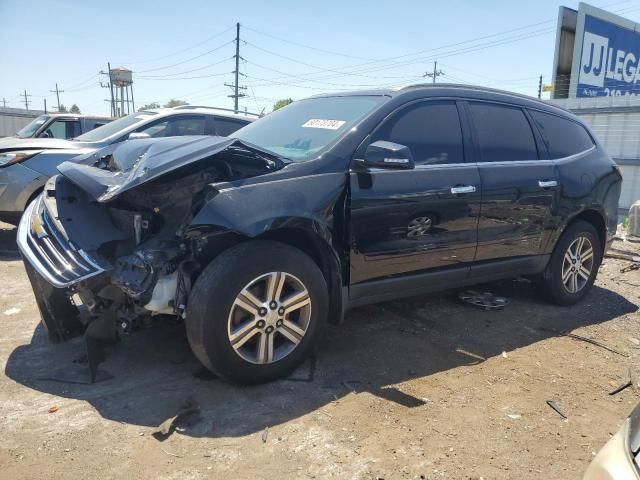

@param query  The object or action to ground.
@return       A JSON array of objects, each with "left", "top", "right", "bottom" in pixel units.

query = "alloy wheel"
[
  {"left": 561, "top": 236, "right": 594, "bottom": 294},
  {"left": 227, "top": 272, "right": 312, "bottom": 364}
]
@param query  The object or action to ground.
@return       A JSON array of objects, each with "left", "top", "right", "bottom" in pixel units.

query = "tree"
[
  {"left": 273, "top": 98, "right": 293, "bottom": 111},
  {"left": 138, "top": 102, "right": 160, "bottom": 111},
  {"left": 69, "top": 104, "right": 81, "bottom": 114},
  {"left": 58, "top": 104, "right": 68, "bottom": 113},
  {"left": 164, "top": 99, "right": 189, "bottom": 108}
]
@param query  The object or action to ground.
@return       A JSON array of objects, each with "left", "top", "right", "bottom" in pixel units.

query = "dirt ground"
[{"left": 0, "top": 222, "right": 639, "bottom": 480}]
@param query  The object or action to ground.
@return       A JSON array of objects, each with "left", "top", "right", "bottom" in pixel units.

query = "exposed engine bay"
[{"left": 23, "top": 136, "right": 285, "bottom": 346}]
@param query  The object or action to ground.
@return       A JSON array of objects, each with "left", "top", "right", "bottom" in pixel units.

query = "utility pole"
[
  {"left": 1, "top": 97, "right": 6, "bottom": 108},
  {"left": 100, "top": 63, "right": 116, "bottom": 117},
  {"left": 50, "top": 83, "right": 64, "bottom": 112},
  {"left": 225, "top": 22, "right": 247, "bottom": 113},
  {"left": 44, "top": 98, "right": 47, "bottom": 114},
  {"left": 20, "top": 90, "right": 31, "bottom": 110},
  {"left": 424, "top": 61, "right": 444, "bottom": 84},
  {"left": 538, "top": 75, "right": 543, "bottom": 99}
]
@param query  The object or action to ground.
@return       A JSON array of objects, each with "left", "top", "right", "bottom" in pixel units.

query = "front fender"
[{"left": 189, "top": 172, "right": 347, "bottom": 242}]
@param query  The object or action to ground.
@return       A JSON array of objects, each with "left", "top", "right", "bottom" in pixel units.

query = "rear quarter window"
[{"left": 529, "top": 110, "right": 594, "bottom": 159}]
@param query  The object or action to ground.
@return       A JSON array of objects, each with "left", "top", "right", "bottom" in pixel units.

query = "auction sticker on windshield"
[{"left": 302, "top": 119, "right": 346, "bottom": 130}]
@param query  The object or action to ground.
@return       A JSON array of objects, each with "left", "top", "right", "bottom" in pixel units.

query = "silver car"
[{"left": 0, "top": 106, "right": 255, "bottom": 224}]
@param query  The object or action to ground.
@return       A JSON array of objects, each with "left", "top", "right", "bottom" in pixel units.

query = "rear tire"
[
  {"left": 185, "top": 240, "right": 328, "bottom": 385},
  {"left": 539, "top": 220, "right": 602, "bottom": 306}
]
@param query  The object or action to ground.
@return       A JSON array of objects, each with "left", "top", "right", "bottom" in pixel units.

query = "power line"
[
  {"left": 118, "top": 26, "right": 235, "bottom": 65},
  {"left": 136, "top": 56, "right": 233, "bottom": 79},
  {"left": 134, "top": 39, "right": 234, "bottom": 74}
]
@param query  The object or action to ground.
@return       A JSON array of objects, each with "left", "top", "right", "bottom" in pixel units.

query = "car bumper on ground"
[{"left": 584, "top": 412, "right": 640, "bottom": 479}]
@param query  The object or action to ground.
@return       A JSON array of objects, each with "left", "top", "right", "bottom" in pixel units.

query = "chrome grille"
[{"left": 17, "top": 195, "right": 105, "bottom": 288}]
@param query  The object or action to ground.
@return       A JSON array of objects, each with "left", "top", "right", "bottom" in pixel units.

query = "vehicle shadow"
[
  {"left": 0, "top": 223, "right": 19, "bottom": 259},
  {"left": 4, "top": 281, "right": 638, "bottom": 438}
]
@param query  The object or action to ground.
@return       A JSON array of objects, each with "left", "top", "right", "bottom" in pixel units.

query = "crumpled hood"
[
  {"left": 57, "top": 135, "right": 284, "bottom": 202},
  {"left": 0, "top": 136, "right": 79, "bottom": 152}
]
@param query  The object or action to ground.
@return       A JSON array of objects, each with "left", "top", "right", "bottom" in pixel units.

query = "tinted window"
[
  {"left": 139, "top": 115, "right": 205, "bottom": 137},
  {"left": 372, "top": 101, "right": 464, "bottom": 165},
  {"left": 469, "top": 103, "right": 538, "bottom": 162},
  {"left": 529, "top": 110, "right": 594, "bottom": 158},
  {"left": 44, "top": 120, "right": 81, "bottom": 139},
  {"left": 215, "top": 118, "right": 248, "bottom": 136}
]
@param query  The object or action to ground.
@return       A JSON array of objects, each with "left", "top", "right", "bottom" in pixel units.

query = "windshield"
[
  {"left": 74, "top": 112, "right": 156, "bottom": 142},
  {"left": 16, "top": 115, "right": 49, "bottom": 138},
  {"left": 232, "top": 96, "right": 386, "bottom": 162}
]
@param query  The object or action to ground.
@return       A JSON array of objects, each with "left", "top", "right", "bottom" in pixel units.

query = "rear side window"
[
  {"left": 372, "top": 100, "right": 464, "bottom": 165},
  {"left": 529, "top": 110, "right": 594, "bottom": 158},
  {"left": 215, "top": 118, "right": 249, "bottom": 136},
  {"left": 468, "top": 102, "right": 538, "bottom": 162}
]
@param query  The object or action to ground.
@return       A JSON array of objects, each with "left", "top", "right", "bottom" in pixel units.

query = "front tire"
[
  {"left": 185, "top": 240, "right": 328, "bottom": 385},
  {"left": 540, "top": 220, "right": 602, "bottom": 306}
]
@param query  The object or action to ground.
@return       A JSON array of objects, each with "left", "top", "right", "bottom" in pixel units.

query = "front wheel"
[
  {"left": 185, "top": 240, "right": 328, "bottom": 384},
  {"left": 540, "top": 220, "right": 602, "bottom": 306}
]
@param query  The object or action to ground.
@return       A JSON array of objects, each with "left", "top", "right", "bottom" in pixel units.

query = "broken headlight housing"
[{"left": 0, "top": 150, "right": 43, "bottom": 167}]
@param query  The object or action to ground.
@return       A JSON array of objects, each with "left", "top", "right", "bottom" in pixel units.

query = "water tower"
[{"left": 109, "top": 66, "right": 134, "bottom": 117}]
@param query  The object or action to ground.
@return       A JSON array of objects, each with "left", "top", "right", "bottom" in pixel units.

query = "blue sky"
[{"left": 1, "top": 0, "right": 640, "bottom": 116}]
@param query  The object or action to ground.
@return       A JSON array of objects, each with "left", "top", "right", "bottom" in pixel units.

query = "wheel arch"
[
  {"left": 187, "top": 220, "right": 346, "bottom": 325},
  {"left": 566, "top": 208, "right": 607, "bottom": 251}
]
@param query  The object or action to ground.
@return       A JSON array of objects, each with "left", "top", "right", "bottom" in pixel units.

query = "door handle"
[
  {"left": 450, "top": 185, "right": 476, "bottom": 194},
  {"left": 538, "top": 180, "right": 558, "bottom": 188}
]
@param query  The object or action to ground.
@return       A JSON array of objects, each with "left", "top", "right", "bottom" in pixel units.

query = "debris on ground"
[
  {"left": 262, "top": 426, "right": 269, "bottom": 443},
  {"left": 3, "top": 307, "right": 20, "bottom": 316},
  {"left": 507, "top": 414, "right": 522, "bottom": 420},
  {"left": 546, "top": 400, "right": 568, "bottom": 419},
  {"left": 621, "top": 263, "right": 640, "bottom": 273},
  {"left": 458, "top": 290, "right": 509, "bottom": 310},
  {"left": 47, "top": 406, "right": 58, "bottom": 414},
  {"left": 605, "top": 251, "right": 640, "bottom": 262},
  {"left": 152, "top": 399, "right": 200, "bottom": 441},
  {"left": 539, "top": 327, "right": 629, "bottom": 358},
  {"left": 609, "top": 369, "right": 633, "bottom": 396}
]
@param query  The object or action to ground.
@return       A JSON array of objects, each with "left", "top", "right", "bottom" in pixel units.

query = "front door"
[
  {"left": 465, "top": 101, "right": 559, "bottom": 261},
  {"left": 349, "top": 100, "right": 481, "bottom": 284}
]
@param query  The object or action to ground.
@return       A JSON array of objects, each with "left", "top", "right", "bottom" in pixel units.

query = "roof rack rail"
[
  {"left": 172, "top": 105, "right": 264, "bottom": 117},
  {"left": 398, "top": 83, "right": 538, "bottom": 101}
]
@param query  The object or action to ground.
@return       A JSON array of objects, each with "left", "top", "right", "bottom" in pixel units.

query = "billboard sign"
[
  {"left": 552, "top": 3, "right": 640, "bottom": 98},
  {"left": 577, "top": 13, "right": 640, "bottom": 97}
]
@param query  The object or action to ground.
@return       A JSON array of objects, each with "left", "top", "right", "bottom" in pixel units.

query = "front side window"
[
  {"left": 139, "top": 115, "right": 205, "bottom": 137},
  {"left": 43, "top": 120, "right": 81, "bottom": 139},
  {"left": 469, "top": 102, "right": 538, "bottom": 162},
  {"left": 232, "top": 95, "right": 386, "bottom": 162},
  {"left": 215, "top": 118, "right": 249, "bottom": 136},
  {"left": 529, "top": 110, "right": 594, "bottom": 159},
  {"left": 371, "top": 100, "right": 464, "bottom": 165}
]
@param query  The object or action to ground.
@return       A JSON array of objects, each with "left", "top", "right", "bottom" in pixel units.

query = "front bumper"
[{"left": 17, "top": 195, "right": 105, "bottom": 288}]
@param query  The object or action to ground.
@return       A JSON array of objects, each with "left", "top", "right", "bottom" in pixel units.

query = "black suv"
[{"left": 18, "top": 85, "right": 622, "bottom": 384}]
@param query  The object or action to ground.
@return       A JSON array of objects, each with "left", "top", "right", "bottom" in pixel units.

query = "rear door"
[
  {"left": 349, "top": 99, "right": 481, "bottom": 284},
  {"left": 466, "top": 101, "right": 558, "bottom": 262}
]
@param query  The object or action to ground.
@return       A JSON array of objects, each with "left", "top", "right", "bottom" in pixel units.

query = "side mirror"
[
  {"left": 360, "top": 140, "right": 414, "bottom": 169},
  {"left": 128, "top": 132, "right": 151, "bottom": 140}
]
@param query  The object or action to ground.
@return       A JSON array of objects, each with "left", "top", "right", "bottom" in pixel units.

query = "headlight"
[{"left": 0, "top": 150, "right": 43, "bottom": 167}]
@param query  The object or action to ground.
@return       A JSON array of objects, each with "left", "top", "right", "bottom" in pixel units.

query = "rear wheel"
[
  {"left": 540, "top": 220, "right": 602, "bottom": 305},
  {"left": 185, "top": 240, "right": 328, "bottom": 384}
]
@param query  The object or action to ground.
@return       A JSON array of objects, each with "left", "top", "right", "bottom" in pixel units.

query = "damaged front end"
[{"left": 17, "top": 135, "right": 285, "bottom": 380}]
